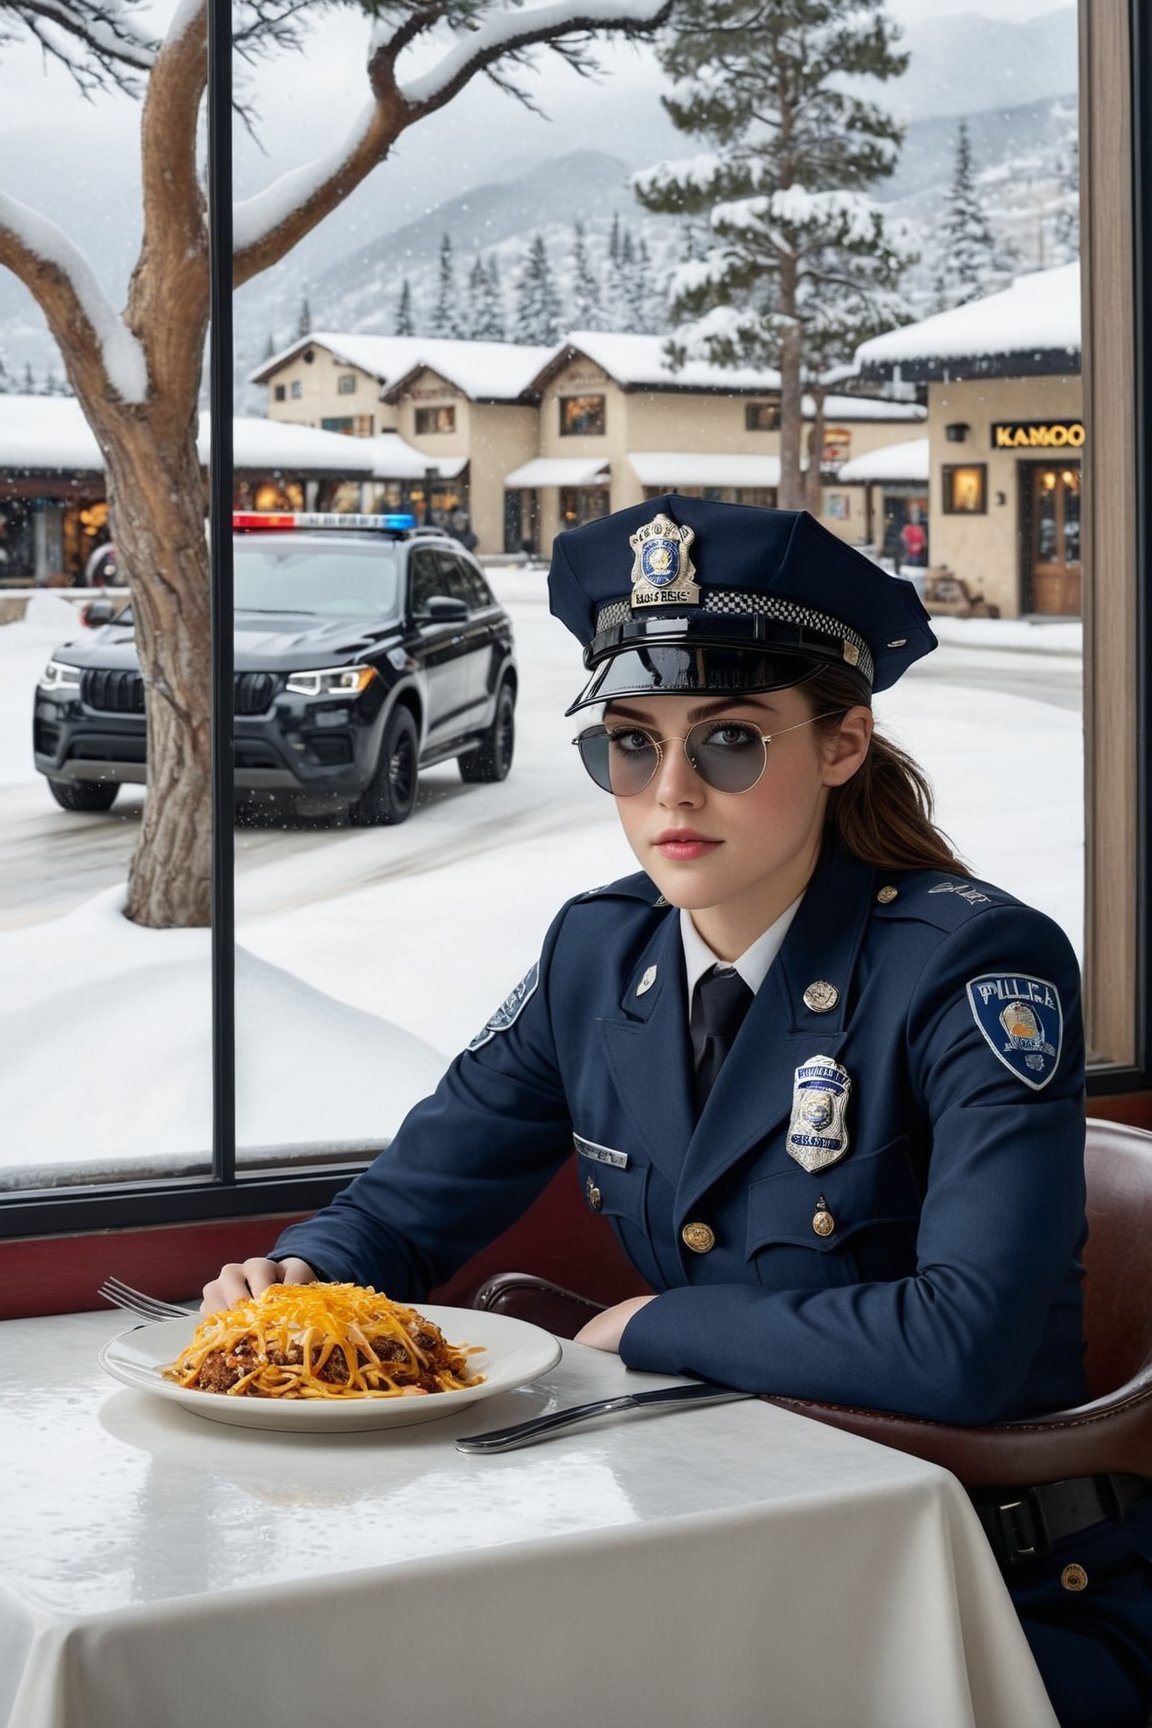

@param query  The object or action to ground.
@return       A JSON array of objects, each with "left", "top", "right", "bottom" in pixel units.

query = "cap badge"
[
  {"left": 786, "top": 1056, "right": 851, "bottom": 1172},
  {"left": 628, "top": 514, "right": 699, "bottom": 610}
]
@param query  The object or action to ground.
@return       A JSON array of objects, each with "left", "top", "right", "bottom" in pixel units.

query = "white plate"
[{"left": 99, "top": 1306, "right": 562, "bottom": 1432}]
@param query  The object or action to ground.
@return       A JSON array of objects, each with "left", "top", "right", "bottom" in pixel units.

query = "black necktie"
[{"left": 690, "top": 966, "right": 754, "bottom": 1112}]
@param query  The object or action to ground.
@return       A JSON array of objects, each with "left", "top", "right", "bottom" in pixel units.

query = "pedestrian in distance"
[{"left": 206, "top": 495, "right": 1152, "bottom": 1728}]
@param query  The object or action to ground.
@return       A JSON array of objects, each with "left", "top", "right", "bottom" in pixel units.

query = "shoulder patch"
[
  {"left": 966, "top": 973, "right": 1063, "bottom": 1090},
  {"left": 468, "top": 962, "right": 540, "bottom": 1051}
]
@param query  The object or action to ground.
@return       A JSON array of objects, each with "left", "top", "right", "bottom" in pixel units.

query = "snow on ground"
[{"left": 0, "top": 568, "right": 1083, "bottom": 1173}]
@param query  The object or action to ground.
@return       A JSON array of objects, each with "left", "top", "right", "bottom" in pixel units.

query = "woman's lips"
[{"left": 653, "top": 830, "right": 721, "bottom": 862}]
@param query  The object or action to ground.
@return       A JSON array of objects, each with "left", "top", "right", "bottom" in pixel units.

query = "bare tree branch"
[
  {"left": 233, "top": 0, "right": 669, "bottom": 283},
  {"left": 0, "top": 192, "right": 146, "bottom": 410},
  {"left": 0, "top": 0, "right": 156, "bottom": 92}
]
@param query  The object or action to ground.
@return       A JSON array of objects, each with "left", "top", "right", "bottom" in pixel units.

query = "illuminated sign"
[{"left": 991, "top": 420, "right": 1085, "bottom": 450}]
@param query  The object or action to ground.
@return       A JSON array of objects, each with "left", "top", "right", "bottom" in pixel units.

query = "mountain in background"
[{"left": 1, "top": 7, "right": 1077, "bottom": 386}]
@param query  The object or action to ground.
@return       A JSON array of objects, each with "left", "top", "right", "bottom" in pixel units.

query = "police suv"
[{"left": 33, "top": 512, "right": 517, "bottom": 825}]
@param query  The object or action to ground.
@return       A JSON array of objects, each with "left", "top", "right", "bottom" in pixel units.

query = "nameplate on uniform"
[
  {"left": 966, "top": 973, "right": 1062, "bottom": 1090},
  {"left": 573, "top": 1133, "right": 629, "bottom": 1169}
]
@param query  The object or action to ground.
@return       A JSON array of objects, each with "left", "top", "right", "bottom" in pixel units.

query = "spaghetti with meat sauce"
[{"left": 164, "top": 1284, "right": 484, "bottom": 1400}]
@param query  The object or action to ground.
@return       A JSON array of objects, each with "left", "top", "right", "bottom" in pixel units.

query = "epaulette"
[
  {"left": 872, "top": 870, "right": 1012, "bottom": 931},
  {"left": 575, "top": 870, "right": 665, "bottom": 905}
]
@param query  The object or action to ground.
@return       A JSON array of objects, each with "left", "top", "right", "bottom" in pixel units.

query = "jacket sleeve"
[
  {"left": 269, "top": 907, "right": 575, "bottom": 1297},
  {"left": 618, "top": 904, "right": 1087, "bottom": 1424}
]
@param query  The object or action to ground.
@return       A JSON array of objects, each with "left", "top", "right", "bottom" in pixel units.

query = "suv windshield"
[{"left": 234, "top": 541, "right": 402, "bottom": 619}]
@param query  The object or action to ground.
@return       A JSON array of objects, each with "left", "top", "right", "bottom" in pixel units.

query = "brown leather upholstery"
[{"left": 468, "top": 1118, "right": 1152, "bottom": 1489}]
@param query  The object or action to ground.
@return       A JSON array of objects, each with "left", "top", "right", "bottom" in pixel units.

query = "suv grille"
[
  {"left": 235, "top": 672, "right": 276, "bottom": 715},
  {"left": 82, "top": 669, "right": 144, "bottom": 713},
  {"left": 82, "top": 670, "right": 276, "bottom": 715}
]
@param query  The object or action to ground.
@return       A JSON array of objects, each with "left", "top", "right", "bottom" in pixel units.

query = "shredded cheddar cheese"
[{"left": 164, "top": 1283, "right": 484, "bottom": 1400}]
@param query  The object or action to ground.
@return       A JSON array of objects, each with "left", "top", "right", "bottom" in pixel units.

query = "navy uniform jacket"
[{"left": 273, "top": 843, "right": 1087, "bottom": 1425}]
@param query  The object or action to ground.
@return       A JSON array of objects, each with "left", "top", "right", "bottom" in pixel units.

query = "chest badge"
[
  {"left": 628, "top": 514, "right": 700, "bottom": 610},
  {"left": 787, "top": 1056, "right": 852, "bottom": 1172}
]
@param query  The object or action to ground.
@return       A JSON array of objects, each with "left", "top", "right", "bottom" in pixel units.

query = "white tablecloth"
[{"left": 0, "top": 1309, "right": 1057, "bottom": 1728}]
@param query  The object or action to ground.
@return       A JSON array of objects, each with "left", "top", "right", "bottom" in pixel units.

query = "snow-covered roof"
[
  {"left": 628, "top": 452, "right": 783, "bottom": 488},
  {"left": 0, "top": 397, "right": 393, "bottom": 477},
  {"left": 0, "top": 396, "right": 102, "bottom": 471},
  {"left": 855, "top": 263, "right": 1080, "bottom": 378},
  {"left": 819, "top": 395, "right": 924, "bottom": 422},
  {"left": 542, "top": 332, "right": 783, "bottom": 393},
  {"left": 380, "top": 341, "right": 556, "bottom": 402},
  {"left": 504, "top": 457, "right": 610, "bottom": 488},
  {"left": 364, "top": 431, "right": 468, "bottom": 481},
  {"left": 835, "top": 437, "right": 930, "bottom": 484},
  {"left": 255, "top": 332, "right": 552, "bottom": 401},
  {"left": 207, "top": 417, "right": 380, "bottom": 475}
]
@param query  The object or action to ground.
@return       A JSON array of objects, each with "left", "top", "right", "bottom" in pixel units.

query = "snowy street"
[{"left": 0, "top": 568, "right": 1083, "bottom": 1174}]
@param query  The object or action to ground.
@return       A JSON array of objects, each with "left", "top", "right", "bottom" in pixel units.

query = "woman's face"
[{"left": 602, "top": 685, "right": 872, "bottom": 957}]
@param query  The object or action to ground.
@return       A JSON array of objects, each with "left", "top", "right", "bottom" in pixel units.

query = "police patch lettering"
[
  {"left": 966, "top": 974, "right": 1063, "bottom": 1090},
  {"left": 468, "top": 962, "right": 540, "bottom": 1051},
  {"left": 786, "top": 1057, "right": 852, "bottom": 1172}
]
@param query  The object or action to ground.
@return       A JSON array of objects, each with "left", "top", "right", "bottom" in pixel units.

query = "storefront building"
[
  {"left": 255, "top": 330, "right": 925, "bottom": 557},
  {"left": 854, "top": 263, "right": 1081, "bottom": 618}
]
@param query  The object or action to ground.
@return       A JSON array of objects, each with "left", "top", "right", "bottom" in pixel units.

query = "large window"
[{"left": 0, "top": 1, "right": 1148, "bottom": 1272}]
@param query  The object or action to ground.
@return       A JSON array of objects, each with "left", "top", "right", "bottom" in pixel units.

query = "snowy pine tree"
[
  {"left": 1051, "top": 132, "right": 1080, "bottom": 261},
  {"left": 634, "top": 0, "right": 914, "bottom": 507},
  {"left": 571, "top": 221, "right": 604, "bottom": 330},
  {"left": 466, "top": 254, "right": 506, "bottom": 340},
  {"left": 295, "top": 295, "right": 312, "bottom": 340},
  {"left": 394, "top": 278, "right": 416, "bottom": 337},
  {"left": 515, "top": 235, "right": 563, "bottom": 344},
  {"left": 484, "top": 257, "right": 507, "bottom": 342},
  {"left": 934, "top": 121, "right": 1004, "bottom": 310},
  {"left": 431, "top": 234, "right": 463, "bottom": 338}
]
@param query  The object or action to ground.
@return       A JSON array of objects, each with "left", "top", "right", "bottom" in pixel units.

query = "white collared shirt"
[{"left": 680, "top": 896, "right": 804, "bottom": 1011}]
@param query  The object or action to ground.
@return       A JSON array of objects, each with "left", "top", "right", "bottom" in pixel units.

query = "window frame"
[
  {"left": 2, "top": 1, "right": 1150, "bottom": 1251},
  {"left": 941, "top": 463, "right": 988, "bottom": 514},
  {"left": 559, "top": 394, "right": 606, "bottom": 436}
]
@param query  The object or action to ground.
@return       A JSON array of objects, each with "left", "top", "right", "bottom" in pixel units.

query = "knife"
[{"left": 455, "top": 1382, "right": 754, "bottom": 1453}]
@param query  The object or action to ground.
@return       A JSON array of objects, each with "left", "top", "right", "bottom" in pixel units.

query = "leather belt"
[{"left": 970, "top": 1472, "right": 1150, "bottom": 1568}]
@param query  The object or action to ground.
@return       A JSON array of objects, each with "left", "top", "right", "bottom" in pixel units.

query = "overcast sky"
[{"left": 0, "top": 1, "right": 1074, "bottom": 357}]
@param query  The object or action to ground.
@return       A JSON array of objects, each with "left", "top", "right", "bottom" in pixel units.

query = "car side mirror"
[
  {"left": 82, "top": 597, "right": 116, "bottom": 628},
  {"left": 417, "top": 594, "right": 469, "bottom": 624}
]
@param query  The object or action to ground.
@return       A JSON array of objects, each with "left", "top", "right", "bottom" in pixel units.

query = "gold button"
[
  {"left": 681, "top": 1221, "right": 716, "bottom": 1254},
  {"left": 802, "top": 980, "right": 839, "bottom": 1013},
  {"left": 812, "top": 1208, "right": 835, "bottom": 1237},
  {"left": 585, "top": 1177, "right": 602, "bottom": 1212},
  {"left": 1060, "top": 1564, "right": 1088, "bottom": 1592},
  {"left": 876, "top": 885, "right": 898, "bottom": 904}
]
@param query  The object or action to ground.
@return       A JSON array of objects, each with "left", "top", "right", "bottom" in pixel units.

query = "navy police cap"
[{"left": 548, "top": 494, "right": 937, "bottom": 714}]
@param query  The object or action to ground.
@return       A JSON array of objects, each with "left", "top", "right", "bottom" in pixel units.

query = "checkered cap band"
[{"left": 593, "top": 590, "right": 875, "bottom": 687}]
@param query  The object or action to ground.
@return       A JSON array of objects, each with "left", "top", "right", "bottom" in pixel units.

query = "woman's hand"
[
  {"left": 201, "top": 1256, "right": 317, "bottom": 1315},
  {"left": 573, "top": 1294, "right": 658, "bottom": 1353}
]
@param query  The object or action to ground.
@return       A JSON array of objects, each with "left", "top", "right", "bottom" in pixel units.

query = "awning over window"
[
  {"left": 503, "top": 457, "right": 610, "bottom": 488},
  {"left": 628, "top": 452, "right": 782, "bottom": 488},
  {"left": 367, "top": 433, "right": 468, "bottom": 481},
  {"left": 835, "top": 438, "right": 929, "bottom": 485}
]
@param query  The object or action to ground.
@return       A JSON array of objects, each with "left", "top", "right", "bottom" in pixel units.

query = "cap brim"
[{"left": 564, "top": 646, "right": 825, "bottom": 716}]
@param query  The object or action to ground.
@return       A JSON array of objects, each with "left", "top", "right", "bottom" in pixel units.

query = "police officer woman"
[{"left": 205, "top": 497, "right": 1151, "bottom": 1728}]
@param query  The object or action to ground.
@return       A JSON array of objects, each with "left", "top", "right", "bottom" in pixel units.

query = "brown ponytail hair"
[{"left": 803, "top": 665, "right": 971, "bottom": 877}]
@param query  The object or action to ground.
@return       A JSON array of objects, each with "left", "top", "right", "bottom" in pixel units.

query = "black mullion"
[
  {"left": 1132, "top": 0, "right": 1152, "bottom": 1086},
  {"left": 207, "top": 0, "right": 236, "bottom": 1183}
]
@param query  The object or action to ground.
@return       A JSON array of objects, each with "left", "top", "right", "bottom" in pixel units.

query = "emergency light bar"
[{"left": 232, "top": 511, "right": 418, "bottom": 532}]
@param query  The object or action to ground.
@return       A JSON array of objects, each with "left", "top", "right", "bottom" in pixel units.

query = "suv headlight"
[
  {"left": 38, "top": 659, "right": 83, "bottom": 692},
  {"left": 284, "top": 665, "right": 378, "bottom": 698}
]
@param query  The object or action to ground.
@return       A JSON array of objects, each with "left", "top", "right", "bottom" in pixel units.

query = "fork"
[{"left": 97, "top": 1277, "right": 197, "bottom": 1321}]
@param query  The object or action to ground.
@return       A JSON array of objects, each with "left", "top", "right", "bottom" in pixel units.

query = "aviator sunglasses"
[{"left": 572, "top": 711, "right": 843, "bottom": 797}]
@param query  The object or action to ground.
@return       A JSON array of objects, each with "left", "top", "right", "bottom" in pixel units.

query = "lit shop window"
[
  {"left": 942, "top": 465, "right": 988, "bottom": 514},
  {"left": 559, "top": 395, "right": 606, "bottom": 436}
]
